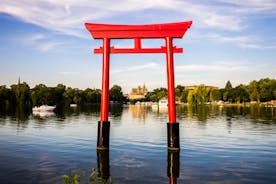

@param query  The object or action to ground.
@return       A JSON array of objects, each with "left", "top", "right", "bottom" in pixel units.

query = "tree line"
[
  {"left": 145, "top": 78, "right": 276, "bottom": 104},
  {"left": 0, "top": 77, "right": 275, "bottom": 108},
  {"left": 0, "top": 82, "right": 126, "bottom": 108}
]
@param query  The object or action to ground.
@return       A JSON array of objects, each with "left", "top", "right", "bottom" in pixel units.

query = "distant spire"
[{"left": 18, "top": 76, "right": 21, "bottom": 85}]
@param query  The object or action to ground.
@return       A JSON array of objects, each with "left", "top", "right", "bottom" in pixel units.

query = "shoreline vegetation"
[
  {"left": 176, "top": 102, "right": 276, "bottom": 107},
  {"left": 0, "top": 78, "right": 275, "bottom": 109}
]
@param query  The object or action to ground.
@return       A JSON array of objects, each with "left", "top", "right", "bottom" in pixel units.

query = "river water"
[{"left": 0, "top": 105, "right": 276, "bottom": 184}]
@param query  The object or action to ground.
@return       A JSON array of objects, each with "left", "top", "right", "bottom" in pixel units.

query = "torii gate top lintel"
[
  {"left": 85, "top": 21, "right": 192, "bottom": 39},
  {"left": 85, "top": 21, "right": 192, "bottom": 54}
]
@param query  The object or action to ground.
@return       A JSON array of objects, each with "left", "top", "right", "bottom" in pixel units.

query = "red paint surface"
[
  {"left": 85, "top": 21, "right": 192, "bottom": 123},
  {"left": 85, "top": 21, "right": 192, "bottom": 39},
  {"left": 100, "top": 38, "right": 110, "bottom": 121},
  {"left": 94, "top": 46, "right": 182, "bottom": 54},
  {"left": 165, "top": 37, "right": 176, "bottom": 123}
]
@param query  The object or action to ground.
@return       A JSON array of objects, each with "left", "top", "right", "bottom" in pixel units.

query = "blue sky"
[{"left": 0, "top": 0, "right": 275, "bottom": 93}]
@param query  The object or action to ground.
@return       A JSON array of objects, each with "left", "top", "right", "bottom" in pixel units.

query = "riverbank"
[
  {"left": 176, "top": 102, "right": 276, "bottom": 108},
  {"left": 130, "top": 100, "right": 276, "bottom": 108}
]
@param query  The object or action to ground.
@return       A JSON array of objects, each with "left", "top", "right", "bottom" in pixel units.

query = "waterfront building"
[
  {"left": 129, "top": 84, "right": 148, "bottom": 100},
  {"left": 184, "top": 85, "right": 218, "bottom": 90}
]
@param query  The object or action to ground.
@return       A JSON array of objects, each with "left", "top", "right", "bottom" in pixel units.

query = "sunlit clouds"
[{"left": 1, "top": 0, "right": 275, "bottom": 37}]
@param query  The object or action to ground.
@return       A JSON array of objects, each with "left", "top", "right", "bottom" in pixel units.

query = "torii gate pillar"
[{"left": 85, "top": 21, "right": 192, "bottom": 152}]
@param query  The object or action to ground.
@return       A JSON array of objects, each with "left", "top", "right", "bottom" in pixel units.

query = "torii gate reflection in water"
[{"left": 85, "top": 21, "right": 192, "bottom": 183}]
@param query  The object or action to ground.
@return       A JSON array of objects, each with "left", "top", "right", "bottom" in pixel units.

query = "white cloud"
[
  {"left": 20, "top": 33, "right": 45, "bottom": 44},
  {"left": 175, "top": 64, "right": 247, "bottom": 72},
  {"left": 38, "top": 41, "right": 65, "bottom": 52},
  {"left": 218, "top": 0, "right": 276, "bottom": 14},
  {"left": 1, "top": 0, "right": 275, "bottom": 38},
  {"left": 239, "top": 43, "right": 276, "bottom": 49},
  {"left": 19, "top": 33, "right": 66, "bottom": 52},
  {"left": 59, "top": 71, "right": 79, "bottom": 75},
  {"left": 206, "top": 33, "right": 276, "bottom": 49},
  {"left": 111, "top": 62, "right": 159, "bottom": 74},
  {"left": 208, "top": 33, "right": 251, "bottom": 43},
  {"left": 207, "top": 33, "right": 254, "bottom": 48}
]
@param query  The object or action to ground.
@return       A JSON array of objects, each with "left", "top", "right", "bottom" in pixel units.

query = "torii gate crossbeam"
[{"left": 85, "top": 21, "right": 192, "bottom": 152}]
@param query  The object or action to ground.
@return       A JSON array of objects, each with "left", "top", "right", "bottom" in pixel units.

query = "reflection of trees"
[
  {"left": 128, "top": 105, "right": 148, "bottom": 123},
  {"left": 109, "top": 104, "right": 123, "bottom": 120},
  {"left": 54, "top": 104, "right": 82, "bottom": 119},
  {"left": 0, "top": 105, "right": 31, "bottom": 123},
  {"left": 2, "top": 103, "right": 275, "bottom": 132},
  {"left": 0, "top": 105, "right": 31, "bottom": 131},
  {"left": 195, "top": 105, "right": 208, "bottom": 122},
  {"left": 224, "top": 106, "right": 249, "bottom": 132},
  {"left": 184, "top": 104, "right": 273, "bottom": 127},
  {"left": 63, "top": 104, "right": 101, "bottom": 119},
  {"left": 0, "top": 105, "right": 31, "bottom": 122},
  {"left": 178, "top": 105, "right": 211, "bottom": 123},
  {"left": 249, "top": 105, "right": 276, "bottom": 124},
  {"left": 225, "top": 106, "right": 234, "bottom": 133},
  {"left": 176, "top": 105, "right": 187, "bottom": 120},
  {"left": 186, "top": 105, "right": 208, "bottom": 123},
  {"left": 15, "top": 105, "right": 32, "bottom": 122},
  {"left": 223, "top": 105, "right": 276, "bottom": 125}
]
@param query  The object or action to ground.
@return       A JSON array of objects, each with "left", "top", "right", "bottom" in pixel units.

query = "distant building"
[
  {"left": 184, "top": 85, "right": 218, "bottom": 90},
  {"left": 129, "top": 84, "right": 148, "bottom": 100}
]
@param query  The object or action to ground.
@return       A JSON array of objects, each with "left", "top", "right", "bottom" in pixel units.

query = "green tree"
[
  {"left": 195, "top": 84, "right": 208, "bottom": 104},
  {"left": 188, "top": 84, "right": 207, "bottom": 105},
  {"left": 146, "top": 87, "right": 167, "bottom": 102},
  {"left": 84, "top": 88, "right": 101, "bottom": 103},
  {"left": 54, "top": 84, "right": 66, "bottom": 105},
  {"left": 73, "top": 90, "right": 85, "bottom": 105},
  {"left": 187, "top": 90, "right": 195, "bottom": 104},
  {"left": 0, "top": 85, "right": 10, "bottom": 107},
  {"left": 63, "top": 87, "right": 74, "bottom": 105},
  {"left": 110, "top": 85, "right": 125, "bottom": 102},
  {"left": 31, "top": 84, "right": 51, "bottom": 106},
  {"left": 180, "top": 90, "right": 188, "bottom": 103},
  {"left": 247, "top": 80, "right": 260, "bottom": 102},
  {"left": 258, "top": 78, "right": 275, "bottom": 102},
  {"left": 231, "top": 84, "right": 249, "bottom": 103},
  {"left": 223, "top": 80, "right": 233, "bottom": 102},
  {"left": 175, "top": 85, "right": 184, "bottom": 102},
  {"left": 209, "top": 89, "right": 221, "bottom": 102},
  {"left": 225, "top": 80, "right": 232, "bottom": 90},
  {"left": 10, "top": 82, "right": 31, "bottom": 106}
]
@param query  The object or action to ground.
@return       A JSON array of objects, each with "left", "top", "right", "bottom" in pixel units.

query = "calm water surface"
[{"left": 0, "top": 105, "right": 276, "bottom": 184}]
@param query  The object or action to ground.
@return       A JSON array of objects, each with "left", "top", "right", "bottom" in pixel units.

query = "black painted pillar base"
[
  {"left": 167, "top": 150, "right": 180, "bottom": 178},
  {"left": 97, "top": 121, "right": 110, "bottom": 150},
  {"left": 167, "top": 122, "right": 180, "bottom": 151},
  {"left": 97, "top": 149, "right": 110, "bottom": 180}
]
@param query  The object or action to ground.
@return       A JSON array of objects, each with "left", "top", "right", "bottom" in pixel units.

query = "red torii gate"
[{"left": 85, "top": 21, "right": 192, "bottom": 152}]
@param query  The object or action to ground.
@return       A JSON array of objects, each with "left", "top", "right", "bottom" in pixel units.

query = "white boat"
[
  {"left": 32, "top": 111, "right": 55, "bottom": 117},
  {"left": 70, "top": 104, "right": 77, "bottom": 107},
  {"left": 158, "top": 99, "right": 168, "bottom": 108},
  {"left": 151, "top": 103, "right": 158, "bottom": 111},
  {"left": 32, "top": 105, "right": 56, "bottom": 112},
  {"left": 151, "top": 99, "right": 168, "bottom": 113},
  {"left": 135, "top": 101, "right": 141, "bottom": 105}
]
